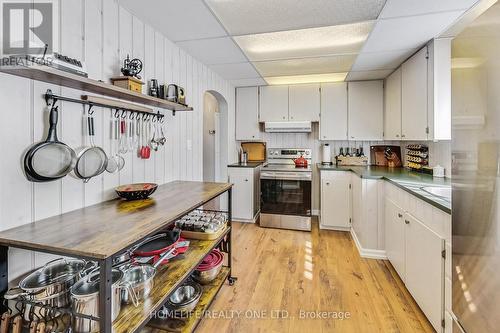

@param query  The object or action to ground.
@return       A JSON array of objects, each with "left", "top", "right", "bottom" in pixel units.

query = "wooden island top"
[{"left": 0, "top": 181, "right": 232, "bottom": 259}]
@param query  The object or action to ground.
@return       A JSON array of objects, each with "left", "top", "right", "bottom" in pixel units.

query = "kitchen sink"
[{"left": 421, "top": 186, "right": 452, "bottom": 201}]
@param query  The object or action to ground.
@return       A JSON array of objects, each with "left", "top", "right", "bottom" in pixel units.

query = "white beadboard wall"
[{"left": 0, "top": 0, "right": 236, "bottom": 281}]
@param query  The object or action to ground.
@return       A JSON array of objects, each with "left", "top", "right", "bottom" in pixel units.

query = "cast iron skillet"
[{"left": 24, "top": 106, "right": 76, "bottom": 182}]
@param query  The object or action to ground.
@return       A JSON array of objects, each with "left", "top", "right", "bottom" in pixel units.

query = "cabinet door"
[
  {"left": 289, "top": 84, "right": 320, "bottom": 122},
  {"left": 405, "top": 213, "right": 444, "bottom": 332},
  {"left": 236, "top": 87, "right": 260, "bottom": 140},
  {"left": 384, "top": 68, "right": 402, "bottom": 140},
  {"left": 320, "top": 83, "right": 348, "bottom": 140},
  {"left": 385, "top": 198, "right": 406, "bottom": 281},
  {"left": 259, "top": 86, "right": 289, "bottom": 122},
  {"left": 228, "top": 168, "right": 254, "bottom": 221},
  {"left": 348, "top": 81, "right": 384, "bottom": 141},
  {"left": 320, "top": 172, "right": 351, "bottom": 228},
  {"left": 402, "top": 47, "right": 428, "bottom": 140}
]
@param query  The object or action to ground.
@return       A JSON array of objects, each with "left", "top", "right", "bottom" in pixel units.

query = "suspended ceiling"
[{"left": 119, "top": 0, "right": 482, "bottom": 86}]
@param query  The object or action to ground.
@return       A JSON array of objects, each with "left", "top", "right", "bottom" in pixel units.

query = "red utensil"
[{"left": 292, "top": 154, "right": 308, "bottom": 168}]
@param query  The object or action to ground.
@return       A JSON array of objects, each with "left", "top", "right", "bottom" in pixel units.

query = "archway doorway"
[{"left": 203, "top": 90, "right": 229, "bottom": 209}]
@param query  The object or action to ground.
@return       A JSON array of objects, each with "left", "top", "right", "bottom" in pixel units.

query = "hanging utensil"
[
  {"left": 73, "top": 107, "right": 108, "bottom": 183},
  {"left": 24, "top": 105, "right": 77, "bottom": 182},
  {"left": 150, "top": 117, "right": 159, "bottom": 152},
  {"left": 106, "top": 115, "right": 118, "bottom": 174},
  {"left": 159, "top": 117, "right": 166, "bottom": 146},
  {"left": 118, "top": 110, "right": 128, "bottom": 154}
]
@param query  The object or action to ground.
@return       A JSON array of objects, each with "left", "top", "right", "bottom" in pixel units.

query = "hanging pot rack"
[{"left": 44, "top": 89, "right": 165, "bottom": 120}]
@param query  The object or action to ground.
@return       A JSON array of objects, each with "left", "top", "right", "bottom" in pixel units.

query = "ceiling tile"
[
  {"left": 380, "top": 0, "right": 479, "bottom": 18},
  {"left": 230, "top": 78, "right": 268, "bottom": 87},
  {"left": 351, "top": 49, "right": 416, "bottom": 71},
  {"left": 264, "top": 73, "right": 348, "bottom": 85},
  {"left": 209, "top": 62, "right": 261, "bottom": 79},
  {"left": 362, "top": 11, "right": 464, "bottom": 53},
  {"left": 234, "top": 22, "right": 373, "bottom": 62},
  {"left": 346, "top": 69, "right": 393, "bottom": 81},
  {"left": 177, "top": 37, "right": 247, "bottom": 65},
  {"left": 205, "top": 0, "right": 386, "bottom": 35},
  {"left": 119, "top": 0, "right": 227, "bottom": 42},
  {"left": 254, "top": 55, "right": 357, "bottom": 77}
]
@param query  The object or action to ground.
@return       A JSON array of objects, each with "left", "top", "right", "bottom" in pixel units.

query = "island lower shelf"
[
  {"left": 144, "top": 267, "right": 230, "bottom": 333},
  {"left": 113, "top": 227, "right": 230, "bottom": 333}
]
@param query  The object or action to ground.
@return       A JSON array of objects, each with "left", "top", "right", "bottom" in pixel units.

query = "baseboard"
[
  {"left": 232, "top": 210, "right": 259, "bottom": 224},
  {"left": 350, "top": 228, "right": 387, "bottom": 260},
  {"left": 319, "top": 224, "right": 350, "bottom": 231}
]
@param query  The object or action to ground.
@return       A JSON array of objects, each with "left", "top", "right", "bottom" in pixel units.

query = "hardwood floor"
[{"left": 196, "top": 220, "right": 435, "bottom": 333}]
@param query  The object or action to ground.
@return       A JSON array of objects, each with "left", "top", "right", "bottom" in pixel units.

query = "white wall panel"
[{"left": 1, "top": 1, "right": 235, "bottom": 281}]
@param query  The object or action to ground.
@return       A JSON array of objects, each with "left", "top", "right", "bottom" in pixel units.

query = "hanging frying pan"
[{"left": 24, "top": 106, "right": 77, "bottom": 182}]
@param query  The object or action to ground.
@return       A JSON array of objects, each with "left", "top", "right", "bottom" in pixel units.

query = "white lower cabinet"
[
  {"left": 384, "top": 182, "right": 448, "bottom": 333},
  {"left": 385, "top": 198, "right": 406, "bottom": 281},
  {"left": 320, "top": 171, "right": 351, "bottom": 229},
  {"left": 228, "top": 167, "right": 260, "bottom": 222},
  {"left": 404, "top": 212, "right": 444, "bottom": 332}
]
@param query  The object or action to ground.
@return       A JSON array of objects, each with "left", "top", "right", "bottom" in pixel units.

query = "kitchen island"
[{"left": 0, "top": 181, "right": 235, "bottom": 333}]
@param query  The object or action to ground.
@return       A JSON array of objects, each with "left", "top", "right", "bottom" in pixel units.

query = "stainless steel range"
[{"left": 260, "top": 148, "right": 312, "bottom": 231}]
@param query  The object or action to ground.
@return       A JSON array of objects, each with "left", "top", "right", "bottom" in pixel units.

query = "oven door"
[{"left": 260, "top": 172, "right": 312, "bottom": 216}]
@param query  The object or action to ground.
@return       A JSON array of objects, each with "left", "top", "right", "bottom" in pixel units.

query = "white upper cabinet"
[
  {"left": 259, "top": 86, "right": 289, "bottom": 122},
  {"left": 384, "top": 68, "right": 402, "bottom": 140},
  {"left": 288, "top": 84, "right": 320, "bottom": 122},
  {"left": 236, "top": 87, "right": 260, "bottom": 140},
  {"left": 402, "top": 47, "right": 429, "bottom": 140},
  {"left": 348, "top": 81, "right": 384, "bottom": 141},
  {"left": 320, "top": 82, "right": 348, "bottom": 140}
]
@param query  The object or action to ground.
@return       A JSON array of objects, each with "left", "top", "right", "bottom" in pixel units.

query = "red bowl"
[{"left": 115, "top": 183, "right": 158, "bottom": 200}]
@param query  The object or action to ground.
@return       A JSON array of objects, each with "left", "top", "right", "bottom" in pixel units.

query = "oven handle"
[{"left": 261, "top": 172, "right": 312, "bottom": 181}]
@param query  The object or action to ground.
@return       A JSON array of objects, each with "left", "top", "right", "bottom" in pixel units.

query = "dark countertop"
[
  {"left": 317, "top": 164, "right": 451, "bottom": 213},
  {"left": 228, "top": 161, "right": 264, "bottom": 168}
]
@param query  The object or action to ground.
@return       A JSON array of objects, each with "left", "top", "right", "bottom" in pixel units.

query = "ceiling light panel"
[
  {"left": 234, "top": 22, "right": 373, "bottom": 61},
  {"left": 254, "top": 55, "right": 357, "bottom": 77},
  {"left": 264, "top": 73, "right": 348, "bottom": 85},
  {"left": 205, "top": 0, "right": 386, "bottom": 35}
]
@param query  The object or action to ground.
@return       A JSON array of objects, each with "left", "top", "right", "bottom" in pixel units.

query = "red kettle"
[{"left": 293, "top": 154, "right": 308, "bottom": 168}]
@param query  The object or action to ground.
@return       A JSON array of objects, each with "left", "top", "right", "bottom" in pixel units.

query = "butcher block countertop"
[{"left": 0, "top": 181, "right": 232, "bottom": 259}]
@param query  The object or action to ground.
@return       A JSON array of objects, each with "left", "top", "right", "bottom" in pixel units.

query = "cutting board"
[{"left": 241, "top": 142, "right": 266, "bottom": 162}]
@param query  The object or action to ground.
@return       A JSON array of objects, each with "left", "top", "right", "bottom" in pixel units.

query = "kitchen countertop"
[
  {"left": 228, "top": 161, "right": 264, "bottom": 168},
  {"left": 0, "top": 181, "right": 233, "bottom": 259},
  {"left": 317, "top": 164, "right": 451, "bottom": 213}
]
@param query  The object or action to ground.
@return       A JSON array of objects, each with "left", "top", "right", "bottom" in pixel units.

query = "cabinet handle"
[
  {"left": 245, "top": 179, "right": 249, "bottom": 182},
  {"left": 405, "top": 220, "right": 410, "bottom": 224},
  {"left": 396, "top": 134, "right": 400, "bottom": 138},
  {"left": 283, "top": 116, "right": 286, "bottom": 120},
  {"left": 398, "top": 213, "right": 403, "bottom": 218},
  {"left": 351, "top": 136, "right": 355, "bottom": 139},
  {"left": 402, "top": 134, "right": 406, "bottom": 138},
  {"left": 326, "top": 182, "right": 330, "bottom": 185}
]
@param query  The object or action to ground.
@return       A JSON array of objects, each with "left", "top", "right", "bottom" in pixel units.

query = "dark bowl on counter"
[{"left": 115, "top": 183, "right": 158, "bottom": 200}]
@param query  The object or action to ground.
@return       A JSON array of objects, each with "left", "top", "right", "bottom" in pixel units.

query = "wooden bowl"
[{"left": 115, "top": 183, "right": 158, "bottom": 200}]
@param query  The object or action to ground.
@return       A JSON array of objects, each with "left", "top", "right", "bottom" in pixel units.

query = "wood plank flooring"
[{"left": 196, "top": 220, "right": 435, "bottom": 333}]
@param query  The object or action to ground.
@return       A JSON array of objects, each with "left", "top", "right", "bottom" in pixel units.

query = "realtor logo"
[{"left": 2, "top": 1, "right": 54, "bottom": 55}]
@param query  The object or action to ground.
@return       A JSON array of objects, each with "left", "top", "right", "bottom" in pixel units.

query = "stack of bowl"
[{"left": 192, "top": 249, "right": 224, "bottom": 284}]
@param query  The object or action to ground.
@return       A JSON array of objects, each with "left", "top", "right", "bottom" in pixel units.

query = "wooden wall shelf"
[{"left": 0, "top": 64, "right": 193, "bottom": 112}]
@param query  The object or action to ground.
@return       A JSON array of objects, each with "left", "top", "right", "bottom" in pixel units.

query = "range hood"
[{"left": 264, "top": 121, "right": 312, "bottom": 133}]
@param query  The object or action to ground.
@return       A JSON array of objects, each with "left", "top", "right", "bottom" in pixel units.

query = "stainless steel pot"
[
  {"left": 18, "top": 258, "right": 90, "bottom": 300},
  {"left": 70, "top": 269, "right": 138, "bottom": 333},
  {"left": 120, "top": 248, "right": 176, "bottom": 304}
]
